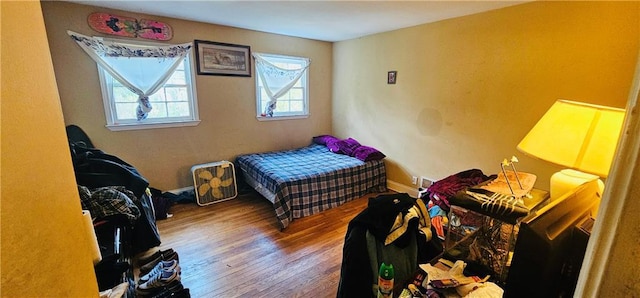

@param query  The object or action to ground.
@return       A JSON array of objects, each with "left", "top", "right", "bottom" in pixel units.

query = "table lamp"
[{"left": 517, "top": 99, "right": 625, "bottom": 201}]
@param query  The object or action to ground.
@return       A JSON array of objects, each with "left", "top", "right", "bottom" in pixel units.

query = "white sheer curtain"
[
  {"left": 68, "top": 31, "right": 192, "bottom": 120},
  {"left": 253, "top": 53, "right": 310, "bottom": 117}
]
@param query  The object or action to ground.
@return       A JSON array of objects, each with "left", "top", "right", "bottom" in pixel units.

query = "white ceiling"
[{"left": 63, "top": 1, "right": 530, "bottom": 42}]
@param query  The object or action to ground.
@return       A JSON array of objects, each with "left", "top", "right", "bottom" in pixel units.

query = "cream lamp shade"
[
  {"left": 517, "top": 100, "right": 625, "bottom": 177},
  {"left": 517, "top": 99, "right": 625, "bottom": 200}
]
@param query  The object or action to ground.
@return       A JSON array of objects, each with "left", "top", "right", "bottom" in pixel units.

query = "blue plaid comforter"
[{"left": 236, "top": 144, "right": 387, "bottom": 229}]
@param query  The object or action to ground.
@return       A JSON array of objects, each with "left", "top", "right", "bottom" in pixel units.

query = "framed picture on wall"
[
  {"left": 194, "top": 40, "right": 251, "bottom": 76},
  {"left": 387, "top": 71, "right": 397, "bottom": 84}
]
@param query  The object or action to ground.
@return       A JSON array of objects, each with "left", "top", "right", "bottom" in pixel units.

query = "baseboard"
[
  {"left": 173, "top": 183, "right": 418, "bottom": 198},
  {"left": 387, "top": 180, "right": 419, "bottom": 198},
  {"left": 167, "top": 186, "right": 194, "bottom": 194}
]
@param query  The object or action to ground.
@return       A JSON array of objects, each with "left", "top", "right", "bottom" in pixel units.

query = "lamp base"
[{"left": 550, "top": 169, "right": 604, "bottom": 216}]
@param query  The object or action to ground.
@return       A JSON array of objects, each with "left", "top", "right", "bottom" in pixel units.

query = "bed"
[{"left": 236, "top": 143, "right": 387, "bottom": 229}]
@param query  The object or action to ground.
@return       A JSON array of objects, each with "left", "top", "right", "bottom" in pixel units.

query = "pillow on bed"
[
  {"left": 353, "top": 145, "right": 386, "bottom": 161},
  {"left": 335, "top": 138, "right": 361, "bottom": 155},
  {"left": 327, "top": 138, "right": 341, "bottom": 152},
  {"left": 312, "top": 135, "right": 339, "bottom": 145}
]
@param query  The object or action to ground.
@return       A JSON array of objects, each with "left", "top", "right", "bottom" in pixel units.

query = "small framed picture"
[
  {"left": 387, "top": 71, "right": 397, "bottom": 84},
  {"left": 194, "top": 40, "right": 251, "bottom": 77}
]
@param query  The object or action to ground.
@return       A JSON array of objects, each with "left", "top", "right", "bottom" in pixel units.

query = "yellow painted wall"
[
  {"left": 40, "top": 1, "right": 333, "bottom": 191},
  {"left": 1, "top": 1, "right": 99, "bottom": 296},
  {"left": 1, "top": 0, "right": 638, "bottom": 296},
  {"left": 333, "top": 1, "right": 639, "bottom": 192}
]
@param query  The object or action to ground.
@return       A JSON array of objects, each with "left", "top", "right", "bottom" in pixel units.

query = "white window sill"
[
  {"left": 106, "top": 120, "right": 201, "bottom": 131},
  {"left": 256, "top": 115, "right": 309, "bottom": 121}
]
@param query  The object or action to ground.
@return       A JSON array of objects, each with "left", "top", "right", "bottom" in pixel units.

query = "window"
[
  {"left": 68, "top": 31, "right": 197, "bottom": 130},
  {"left": 254, "top": 53, "right": 310, "bottom": 120},
  {"left": 98, "top": 55, "right": 199, "bottom": 130}
]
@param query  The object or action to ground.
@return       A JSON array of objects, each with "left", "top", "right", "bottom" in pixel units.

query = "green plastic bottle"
[{"left": 377, "top": 262, "right": 394, "bottom": 298}]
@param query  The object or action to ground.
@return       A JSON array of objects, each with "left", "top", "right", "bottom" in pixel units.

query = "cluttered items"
[
  {"left": 482, "top": 156, "right": 535, "bottom": 198},
  {"left": 340, "top": 161, "right": 549, "bottom": 298},
  {"left": 451, "top": 157, "right": 537, "bottom": 225},
  {"left": 443, "top": 158, "right": 549, "bottom": 286},
  {"left": 396, "top": 259, "right": 502, "bottom": 298}
]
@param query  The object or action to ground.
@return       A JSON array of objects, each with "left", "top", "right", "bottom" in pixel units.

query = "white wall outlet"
[
  {"left": 420, "top": 176, "right": 434, "bottom": 189},
  {"left": 411, "top": 176, "right": 418, "bottom": 185}
]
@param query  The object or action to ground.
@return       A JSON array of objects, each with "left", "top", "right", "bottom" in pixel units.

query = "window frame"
[
  {"left": 254, "top": 53, "right": 309, "bottom": 121},
  {"left": 96, "top": 39, "right": 200, "bottom": 131}
]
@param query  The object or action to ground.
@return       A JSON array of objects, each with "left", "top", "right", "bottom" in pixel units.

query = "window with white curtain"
[
  {"left": 254, "top": 53, "right": 310, "bottom": 120},
  {"left": 65, "top": 30, "right": 199, "bottom": 131},
  {"left": 98, "top": 54, "right": 199, "bottom": 130}
]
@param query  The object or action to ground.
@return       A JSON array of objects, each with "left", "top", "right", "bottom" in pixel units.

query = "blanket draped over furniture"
[
  {"left": 236, "top": 143, "right": 387, "bottom": 229},
  {"left": 422, "top": 168, "right": 496, "bottom": 212}
]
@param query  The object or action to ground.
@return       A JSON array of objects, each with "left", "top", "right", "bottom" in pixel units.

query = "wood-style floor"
[{"left": 153, "top": 190, "right": 378, "bottom": 297}]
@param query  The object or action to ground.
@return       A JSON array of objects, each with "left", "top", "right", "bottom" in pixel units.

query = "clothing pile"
[
  {"left": 421, "top": 169, "right": 495, "bottom": 240},
  {"left": 78, "top": 185, "right": 141, "bottom": 224},
  {"left": 69, "top": 140, "right": 161, "bottom": 254},
  {"left": 401, "top": 259, "right": 503, "bottom": 298},
  {"left": 67, "top": 125, "right": 164, "bottom": 297},
  {"left": 136, "top": 248, "right": 190, "bottom": 298},
  {"left": 337, "top": 193, "right": 443, "bottom": 297}
]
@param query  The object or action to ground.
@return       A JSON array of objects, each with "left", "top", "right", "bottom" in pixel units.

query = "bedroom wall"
[
  {"left": 333, "top": 1, "right": 639, "bottom": 192},
  {"left": 1, "top": 1, "right": 99, "bottom": 296},
  {"left": 40, "top": 1, "right": 333, "bottom": 191}
]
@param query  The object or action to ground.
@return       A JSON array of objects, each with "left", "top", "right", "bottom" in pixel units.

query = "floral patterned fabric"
[
  {"left": 253, "top": 53, "right": 310, "bottom": 117},
  {"left": 68, "top": 30, "right": 192, "bottom": 120},
  {"left": 69, "top": 33, "right": 190, "bottom": 58}
]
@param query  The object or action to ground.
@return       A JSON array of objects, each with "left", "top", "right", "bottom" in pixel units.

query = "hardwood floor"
[{"left": 152, "top": 190, "right": 378, "bottom": 297}]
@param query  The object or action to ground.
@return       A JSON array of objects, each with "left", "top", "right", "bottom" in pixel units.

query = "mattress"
[{"left": 236, "top": 144, "right": 387, "bottom": 229}]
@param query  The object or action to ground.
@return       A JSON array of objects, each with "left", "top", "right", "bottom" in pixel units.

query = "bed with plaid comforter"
[{"left": 236, "top": 144, "right": 387, "bottom": 229}]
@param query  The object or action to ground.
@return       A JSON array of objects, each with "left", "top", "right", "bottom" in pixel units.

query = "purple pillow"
[
  {"left": 353, "top": 145, "right": 386, "bottom": 161},
  {"left": 335, "top": 138, "right": 361, "bottom": 155},
  {"left": 312, "top": 135, "right": 339, "bottom": 145},
  {"left": 326, "top": 138, "right": 340, "bottom": 152}
]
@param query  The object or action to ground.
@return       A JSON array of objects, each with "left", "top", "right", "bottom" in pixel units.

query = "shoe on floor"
[
  {"left": 148, "top": 283, "right": 187, "bottom": 298},
  {"left": 139, "top": 280, "right": 183, "bottom": 298},
  {"left": 171, "top": 288, "right": 191, "bottom": 298},
  {"left": 137, "top": 248, "right": 175, "bottom": 266},
  {"left": 139, "top": 259, "right": 181, "bottom": 284},
  {"left": 137, "top": 269, "right": 181, "bottom": 295},
  {"left": 140, "top": 251, "right": 179, "bottom": 275}
]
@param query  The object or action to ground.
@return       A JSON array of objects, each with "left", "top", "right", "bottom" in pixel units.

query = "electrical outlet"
[
  {"left": 412, "top": 176, "right": 418, "bottom": 185},
  {"left": 420, "top": 176, "right": 434, "bottom": 189}
]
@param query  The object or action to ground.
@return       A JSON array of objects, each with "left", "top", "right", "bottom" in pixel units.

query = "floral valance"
[
  {"left": 68, "top": 31, "right": 191, "bottom": 58},
  {"left": 253, "top": 53, "right": 310, "bottom": 117}
]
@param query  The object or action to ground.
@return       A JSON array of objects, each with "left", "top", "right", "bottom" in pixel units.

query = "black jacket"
[
  {"left": 337, "top": 193, "right": 442, "bottom": 297},
  {"left": 70, "top": 143, "right": 161, "bottom": 254}
]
